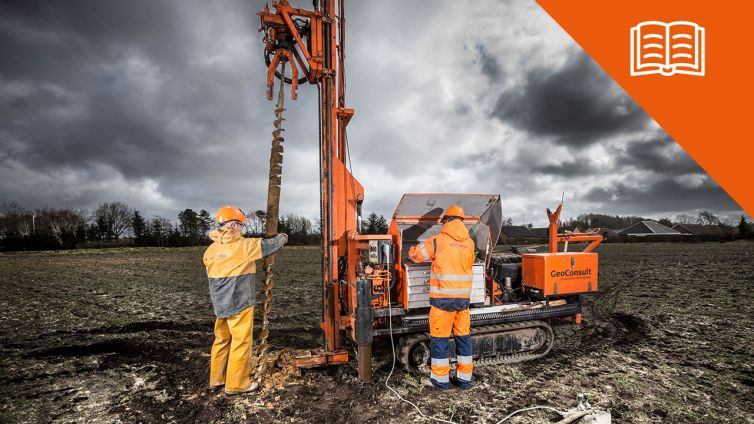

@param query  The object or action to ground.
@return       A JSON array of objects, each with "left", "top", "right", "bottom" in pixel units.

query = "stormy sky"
[{"left": 0, "top": 0, "right": 744, "bottom": 226}]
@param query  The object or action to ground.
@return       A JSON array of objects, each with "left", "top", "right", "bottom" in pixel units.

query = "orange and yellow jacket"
[
  {"left": 203, "top": 228, "right": 286, "bottom": 318},
  {"left": 408, "top": 219, "right": 475, "bottom": 311}
]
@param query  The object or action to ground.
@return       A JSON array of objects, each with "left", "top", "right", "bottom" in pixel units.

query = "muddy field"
[{"left": 1, "top": 242, "right": 752, "bottom": 423}]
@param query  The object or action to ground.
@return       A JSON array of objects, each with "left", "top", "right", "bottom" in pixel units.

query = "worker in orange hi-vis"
[
  {"left": 408, "top": 205, "right": 475, "bottom": 390},
  {"left": 203, "top": 206, "right": 288, "bottom": 395}
]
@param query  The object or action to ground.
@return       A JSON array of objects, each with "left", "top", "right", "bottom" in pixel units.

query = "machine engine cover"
[{"left": 522, "top": 252, "right": 598, "bottom": 296}]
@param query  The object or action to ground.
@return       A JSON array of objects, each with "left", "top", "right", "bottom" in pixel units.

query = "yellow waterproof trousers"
[{"left": 209, "top": 306, "right": 254, "bottom": 392}]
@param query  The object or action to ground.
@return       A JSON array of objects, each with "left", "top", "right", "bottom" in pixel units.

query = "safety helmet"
[
  {"left": 215, "top": 206, "right": 247, "bottom": 223},
  {"left": 442, "top": 205, "right": 465, "bottom": 220}
]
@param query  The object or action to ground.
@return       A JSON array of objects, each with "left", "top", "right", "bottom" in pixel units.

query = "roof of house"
[
  {"left": 595, "top": 228, "right": 620, "bottom": 236},
  {"left": 618, "top": 221, "right": 681, "bottom": 236},
  {"left": 529, "top": 227, "right": 549, "bottom": 238},
  {"left": 672, "top": 223, "right": 736, "bottom": 235},
  {"left": 501, "top": 226, "right": 534, "bottom": 238},
  {"left": 672, "top": 223, "right": 697, "bottom": 234}
]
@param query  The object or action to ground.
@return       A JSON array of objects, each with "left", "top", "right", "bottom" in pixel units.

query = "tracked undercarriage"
[{"left": 397, "top": 320, "right": 555, "bottom": 373}]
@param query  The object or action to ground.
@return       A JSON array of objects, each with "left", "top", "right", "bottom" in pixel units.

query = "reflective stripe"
[
  {"left": 431, "top": 373, "right": 450, "bottom": 383},
  {"left": 457, "top": 355, "right": 472, "bottom": 364},
  {"left": 430, "top": 273, "right": 473, "bottom": 281},
  {"left": 430, "top": 286, "right": 472, "bottom": 295},
  {"left": 457, "top": 371, "right": 472, "bottom": 382},
  {"left": 431, "top": 358, "right": 449, "bottom": 367},
  {"left": 419, "top": 243, "right": 430, "bottom": 261}
]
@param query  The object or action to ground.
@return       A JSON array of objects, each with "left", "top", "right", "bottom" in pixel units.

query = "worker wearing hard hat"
[
  {"left": 408, "top": 205, "right": 475, "bottom": 390},
  {"left": 203, "top": 206, "right": 288, "bottom": 395}
]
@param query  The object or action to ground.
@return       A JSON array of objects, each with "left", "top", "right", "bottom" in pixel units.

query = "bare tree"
[
  {"left": 93, "top": 202, "right": 133, "bottom": 240},
  {"left": 243, "top": 210, "right": 266, "bottom": 237},
  {"left": 0, "top": 202, "right": 32, "bottom": 237},
  {"left": 697, "top": 211, "right": 720, "bottom": 226},
  {"left": 675, "top": 213, "right": 695, "bottom": 225},
  {"left": 40, "top": 208, "right": 88, "bottom": 243}
]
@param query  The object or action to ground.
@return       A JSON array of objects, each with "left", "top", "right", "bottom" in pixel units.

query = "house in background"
[
  {"left": 529, "top": 227, "right": 549, "bottom": 238},
  {"left": 587, "top": 227, "right": 620, "bottom": 238},
  {"left": 619, "top": 221, "right": 681, "bottom": 237},
  {"left": 672, "top": 223, "right": 737, "bottom": 237},
  {"left": 500, "top": 226, "right": 533, "bottom": 243}
]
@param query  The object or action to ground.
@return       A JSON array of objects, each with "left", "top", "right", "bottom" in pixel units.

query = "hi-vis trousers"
[
  {"left": 429, "top": 306, "right": 473, "bottom": 389},
  {"left": 210, "top": 306, "right": 254, "bottom": 393}
]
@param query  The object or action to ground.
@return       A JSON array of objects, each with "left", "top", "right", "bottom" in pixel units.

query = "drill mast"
[{"left": 259, "top": 0, "right": 361, "bottom": 369}]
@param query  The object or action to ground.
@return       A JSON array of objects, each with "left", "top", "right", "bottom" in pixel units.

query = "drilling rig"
[{"left": 257, "top": 0, "right": 603, "bottom": 383}]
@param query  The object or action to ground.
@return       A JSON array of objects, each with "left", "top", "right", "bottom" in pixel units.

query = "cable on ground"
[{"left": 384, "top": 279, "right": 459, "bottom": 424}]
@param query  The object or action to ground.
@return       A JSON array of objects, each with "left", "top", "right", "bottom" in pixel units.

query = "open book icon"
[{"left": 631, "top": 21, "right": 705, "bottom": 76}]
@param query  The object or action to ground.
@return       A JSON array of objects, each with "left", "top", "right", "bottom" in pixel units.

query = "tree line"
[
  {"left": 0, "top": 201, "right": 391, "bottom": 252},
  {"left": 558, "top": 211, "right": 750, "bottom": 236},
  {"left": 503, "top": 210, "right": 753, "bottom": 241},
  {"left": 506, "top": 211, "right": 749, "bottom": 233}
]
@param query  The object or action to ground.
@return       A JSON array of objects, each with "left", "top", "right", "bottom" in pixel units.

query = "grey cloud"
[
  {"left": 475, "top": 44, "right": 501, "bottom": 81},
  {"left": 534, "top": 161, "right": 601, "bottom": 177},
  {"left": 491, "top": 52, "right": 648, "bottom": 147},
  {"left": 614, "top": 133, "right": 702, "bottom": 175},
  {"left": 583, "top": 178, "right": 739, "bottom": 215}
]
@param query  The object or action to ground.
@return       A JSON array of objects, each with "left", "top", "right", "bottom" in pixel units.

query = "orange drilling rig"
[{"left": 257, "top": 0, "right": 603, "bottom": 383}]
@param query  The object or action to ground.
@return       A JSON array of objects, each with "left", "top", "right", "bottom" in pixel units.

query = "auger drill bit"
[{"left": 253, "top": 61, "right": 286, "bottom": 386}]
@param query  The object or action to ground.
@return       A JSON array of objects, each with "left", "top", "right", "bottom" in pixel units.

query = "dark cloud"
[
  {"left": 0, "top": 0, "right": 276, "bottom": 218},
  {"left": 530, "top": 133, "right": 702, "bottom": 178},
  {"left": 583, "top": 178, "right": 739, "bottom": 215},
  {"left": 614, "top": 133, "right": 702, "bottom": 175},
  {"left": 491, "top": 52, "right": 649, "bottom": 147}
]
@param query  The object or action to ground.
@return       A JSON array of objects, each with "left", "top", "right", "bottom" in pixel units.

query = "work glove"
[{"left": 277, "top": 233, "right": 288, "bottom": 244}]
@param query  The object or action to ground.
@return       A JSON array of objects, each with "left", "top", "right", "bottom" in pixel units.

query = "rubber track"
[{"left": 396, "top": 320, "right": 554, "bottom": 372}]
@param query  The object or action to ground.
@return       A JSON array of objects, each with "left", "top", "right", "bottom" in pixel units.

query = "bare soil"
[{"left": 1, "top": 243, "right": 752, "bottom": 423}]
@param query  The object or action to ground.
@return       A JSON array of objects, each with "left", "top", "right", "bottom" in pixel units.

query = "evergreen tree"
[
  {"left": 132, "top": 210, "right": 147, "bottom": 246},
  {"left": 86, "top": 223, "right": 101, "bottom": 241},
  {"left": 363, "top": 212, "right": 388, "bottom": 234},
  {"left": 150, "top": 217, "right": 171, "bottom": 247},
  {"left": 198, "top": 209, "right": 212, "bottom": 232},
  {"left": 375, "top": 214, "right": 388, "bottom": 233},
  {"left": 364, "top": 212, "right": 379, "bottom": 234},
  {"left": 177, "top": 208, "right": 200, "bottom": 245},
  {"left": 738, "top": 216, "right": 751, "bottom": 239}
]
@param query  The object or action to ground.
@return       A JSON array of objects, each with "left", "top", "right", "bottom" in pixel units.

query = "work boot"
[
  {"left": 420, "top": 377, "right": 448, "bottom": 390},
  {"left": 450, "top": 376, "right": 472, "bottom": 390},
  {"left": 224, "top": 383, "right": 256, "bottom": 396}
]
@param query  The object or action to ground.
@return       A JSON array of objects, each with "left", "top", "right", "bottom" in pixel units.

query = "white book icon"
[{"left": 630, "top": 21, "right": 705, "bottom": 76}]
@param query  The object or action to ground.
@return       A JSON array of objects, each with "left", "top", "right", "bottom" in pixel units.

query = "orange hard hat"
[
  {"left": 442, "top": 205, "right": 465, "bottom": 220},
  {"left": 215, "top": 206, "right": 247, "bottom": 223}
]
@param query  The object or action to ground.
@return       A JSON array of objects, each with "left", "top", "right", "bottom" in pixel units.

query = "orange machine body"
[{"left": 522, "top": 252, "right": 598, "bottom": 296}]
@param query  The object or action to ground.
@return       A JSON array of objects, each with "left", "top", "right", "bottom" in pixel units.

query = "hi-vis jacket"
[
  {"left": 203, "top": 228, "right": 286, "bottom": 318},
  {"left": 408, "top": 219, "right": 475, "bottom": 311}
]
